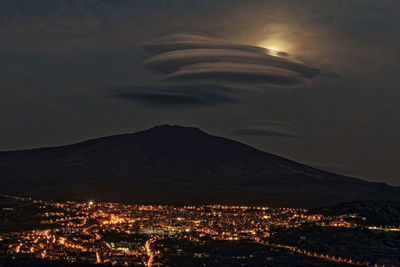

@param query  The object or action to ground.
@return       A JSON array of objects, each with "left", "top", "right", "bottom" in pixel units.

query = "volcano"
[{"left": 0, "top": 125, "right": 398, "bottom": 207}]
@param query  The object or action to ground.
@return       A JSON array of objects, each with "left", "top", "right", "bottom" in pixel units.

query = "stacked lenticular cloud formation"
[{"left": 113, "top": 34, "right": 333, "bottom": 108}]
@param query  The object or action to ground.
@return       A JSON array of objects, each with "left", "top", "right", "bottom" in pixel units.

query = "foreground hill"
[
  {"left": 310, "top": 201, "right": 400, "bottom": 226},
  {"left": 0, "top": 125, "right": 399, "bottom": 207}
]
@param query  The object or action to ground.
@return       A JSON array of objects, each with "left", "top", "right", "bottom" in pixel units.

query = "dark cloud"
[
  {"left": 232, "top": 121, "right": 303, "bottom": 139},
  {"left": 108, "top": 84, "right": 239, "bottom": 108}
]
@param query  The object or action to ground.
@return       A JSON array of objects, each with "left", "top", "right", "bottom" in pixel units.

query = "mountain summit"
[{"left": 0, "top": 125, "right": 398, "bottom": 207}]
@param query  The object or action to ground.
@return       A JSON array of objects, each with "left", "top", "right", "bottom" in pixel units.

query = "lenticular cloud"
[
  {"left": 112, "top": 34, "right": 336, "bottom": 109},
  {"left": 143, "top": 33, "right": 332, "bottom": 89}
]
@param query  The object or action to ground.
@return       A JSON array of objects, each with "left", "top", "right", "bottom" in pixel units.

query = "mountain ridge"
[{"left": 0, "top": 124, "right": 398, "bottom": 207}]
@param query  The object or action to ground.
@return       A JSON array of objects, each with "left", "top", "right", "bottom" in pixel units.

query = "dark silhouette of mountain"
[{"left": 0, "top": 125, "right": 399, "bottom": 207}]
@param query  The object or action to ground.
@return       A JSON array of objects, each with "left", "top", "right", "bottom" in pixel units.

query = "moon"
[{"left": 257, "top": 41, "right": 290, "bottom": 58}]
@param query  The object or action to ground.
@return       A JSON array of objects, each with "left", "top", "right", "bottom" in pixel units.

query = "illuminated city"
[{"left": 1, "top": 195, "right": 398, "bottom": 266}]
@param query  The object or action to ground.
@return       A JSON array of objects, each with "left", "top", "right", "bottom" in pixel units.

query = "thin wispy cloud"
[
  {"left": 108, "top": 84, "right": 239, "bottom": 109},
  {"left": 232, "top": 120, "right": 303, "bottom": 139}
]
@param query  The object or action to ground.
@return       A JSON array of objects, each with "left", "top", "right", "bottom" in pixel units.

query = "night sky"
[{"left": 1, "top": 0, "right": 399, "bottom": 185}]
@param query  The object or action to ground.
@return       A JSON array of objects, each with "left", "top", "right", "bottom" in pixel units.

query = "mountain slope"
[{"left": 0, "top": 125, "right": 398, "bottom": 207}]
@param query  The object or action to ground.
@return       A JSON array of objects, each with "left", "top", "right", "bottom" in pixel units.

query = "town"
[{"left": 0, "top": 195, "right": 398, "bottom": 266}]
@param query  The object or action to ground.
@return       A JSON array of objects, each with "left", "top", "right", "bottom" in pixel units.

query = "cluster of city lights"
[{"left": 0, "top": 195, "right": 397, "bottom": 267}]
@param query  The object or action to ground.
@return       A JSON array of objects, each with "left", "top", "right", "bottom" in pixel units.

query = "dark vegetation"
[
  {"left": 310, "top": 201, "right": 400, "bottom": 226},
  {"left": 0, "top": 196, "right": 44, "bottom": 233},
  {"left": 155, "top": 238, "right": 351, "bottom": 267},
  {"left": 269, "top": 226, "right": 400, "bottom": 266}
]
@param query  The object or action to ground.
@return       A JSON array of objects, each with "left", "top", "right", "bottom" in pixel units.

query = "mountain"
[{"left": 0, "top": 125, "right": 399, "bottom": 207}]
